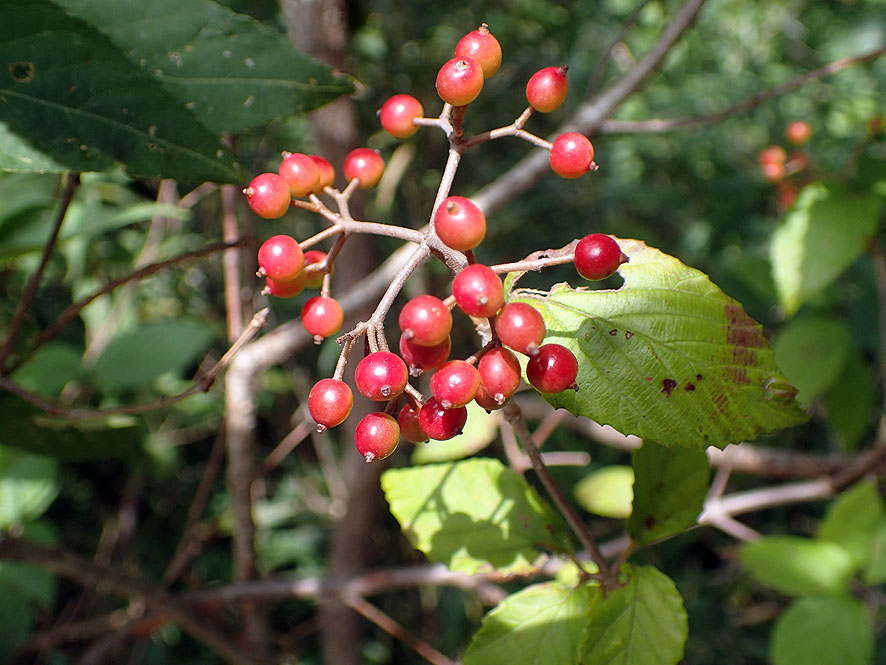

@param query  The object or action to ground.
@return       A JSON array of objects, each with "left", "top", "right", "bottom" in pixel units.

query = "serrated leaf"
[
  {"left": 580, "top": 565, "right": 688, "bottom": 665},
  {"left": 771, "top": 182, "right": 882, "bottom": 315},
  {"left": 511, "top": 238, "right": 807, "bottom": 450},
  {"left": 741, "top": 536, "right": 854, "bottom": 596},
  {"left": 770, "top": 595, "right": 873, "bottom": 665},
  {"left": 412, "top": 402, "right": 499, "bottom": 464},
  {"left": 628, "top": 441, "right": 709, "bottom": 544},
  {"left": 574, "top": 466, "right": 634, "bottom": 519},
  {"left": 0, "top": 446, "right": 59, "bottom": 528},
  {"left": 825, "top": 352, "right": 876, "bottom": 451},
  {"left": 773, "top": 317, "right": 852, "bottom": 405},
  {"left": 817, "top": 481, "right": 885, "bottom": 571},
  {"left": 463, "top": 582, "right": 594, "bottom": 665},
  {"left": 380, "top": 458, "right": 571, "bottom": 575}
]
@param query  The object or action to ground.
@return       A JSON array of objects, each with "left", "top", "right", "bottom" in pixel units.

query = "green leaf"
[
  {"left": 0, "top": 0, "right": 242, "bottom": 182},
  {"left": 56, "top": 0, "right": 354, "bottom": 135},
  {"left": 0, "top": 589, "right": 32, "bottom": 662},
  {"left": 741, "top": 536, "right": 854, "bottom": 596},
  {"left": 380, "top": 458, "right": 571, "bottom": 575},
  {"left": 463, "top": 582, "right": 595, "bottom": 665},
  {"left": 773, "top": 317, "right": 852, "bottom": 405},
  {"left": 817, "top": 481, "right": 886, "bottom": 571},
  {"left": 90, "top": 319, "right": 216, "bottom": 393},
  {"left": 863, "top": 519, "right": 886, "bottom": 585},
  {"left": 511, "top": 238, "right": 807, "bottom": 450},
  {"left": 770, "top": 595, "right": 873, "bottom": 665},
  {"left": 12, "top": 342, "right": 84, "bottom": 398},
  {"left": 824, "top": 352, "right": 876, "bottom": 451},
  {"left": 412, "top": 402, "right": 499, "bottom": 464},
  {"left": 580, "top": 565, "right": 688, "bottom": 665},
  {"left": 771, "top": 182, "right": 882, "bottom": 315},
  {"left": 574, "top": 466, "right": 634, "bottom": 519},
  {"left": 0, "top": 446, "right": 59, "bottom": 528},
  {"left": 628, "top": 441, "right": 709, "bottom": 544}
]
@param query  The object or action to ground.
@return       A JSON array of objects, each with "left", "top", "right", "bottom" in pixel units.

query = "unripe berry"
[
  {"left": 301, "top": 296, "right": 344, "bottom": 339},
  {"left": 434, "top": 196, "right": 486, "bottom": 251},
  {"left": 549, "top": 133, "right": 595, "bottom": 179},
  {"left": 399, "top": 295, "right": 452, "bottom": 347},
  {"left": 355, "top": 412, "right": 400, "bottom": 462},
  {"left": 452, "top": 264, "right": 504, "bottom": 318},
  {"left": 309, "top": 155, "right": 336, "bottom": 192},
  {"left": 477, "top": 347, "right": 521, "bottom": 406},
  {"left": 258, "top": 235, "right": 304, "bottom": 283},
  {"left": 496, "top": 302, "right": 546, "bottom": 356},
  {"left": 785, "top": 121, "right": 812, "bottom": 145},
  {"left": 526, "top": 343, "right": 579, "bottom": 394},
  {"left": 244, "top": 172, "right": 291, "bottom": 219},
  {"left": 308, "top": 378, "right": 353, "bottom": 429},
  {"left": 430, "top": 360, "right": 481, "bottom": 409},
  {"left": 398, "top": 403, "right": 429, "bottom": 443},
  {"left": 574, "top": 234, "right": 628, "bottom": 281},
  {"left": 419, "top": 397, "right": 468, "bottom": 441},
  {"left": 343, "top": 148, "right": 385, "bottom": 189},
  {"left": 399, "top": 334, "right": 451, "bottom": 375},
  {"left": 354, "top": 351, "right": 409, "bottom": 401},
  {"left": 303, "top": 250, "right": 330, "bottom": 289},
  {"left": 436, "top": 56, "right": 484, "bottom": 106},
  {"left": 379, "top": 94, "right": 424, "bottom": 139},
  {"left": 454, "top": 24, "right": 502, "bottom": 79},
  {"left": 526, "top": 66, "right": 569, "bottom": 113},
  {"left": 263, "top": 271, "right": 306, "bottom": 298},
  {"left": 279, "top": 152, "right": 320, "bottom": 198}
]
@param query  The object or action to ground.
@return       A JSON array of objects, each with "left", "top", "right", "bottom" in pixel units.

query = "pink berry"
[
  {"left": 308, "top": 378, "right": 353, "bottom": 429},
  {"left": 258, "top": 235, "right": 304, "bottom": 283},
  {"left": 454, "top": 24, "right": 502, "bottom": 79},
  {"left": 309, "top": 155, "right": 336, "bottom": 192},
  {"left": 279, "top": 152, "right": 320, "bottom": 198},
  {"left": 477, "top": 347, "right": 521, "bottom": 406},
  {"left": 398, "top": 403, "right": 429, "bottom": 443},
  {"left": 574, "top": 234, "right": 628, "bottom": 281},
  {"left": 526, "top": 66, "right": 569, "bottom": 113},
  {"left": 496, "top": 302, "right": 546, "bottom": 356},
  {"left": 418, "top": 397, "right": 468, "bottom": 441},
  {"left": 343, "top": 148, "right": 385, "bottom": 189},
  {"left": 263, "top": 271, "right": 306, "bottom": 298},
  {"left": 399, "top": 334, "right": 451, "bottom": 375},
  {"left": 303, "top": 250, "right": 330, "bottom": 289},
  {"left": 243, "top": 173, "right": 291, "bottom": 219},
  {"left": 379, "top": 94, "right": 424, "bottom": 139},
  {"left": 785, "top": 121, "right": 812, "bottom": 145},
  {"left": 475, "top": 382, "right": 511, "bottom": 411},
  {"left": 452, "top": 264, "right": 504, "bottom": 319},
  {"left": 301, "top": 296, "right": 344, "bottom": 339},
  {"left": 434, "top": 196, "right": 486, "bottom": 251},
  {"left": 355, "top": 412, "right": 400, "bottom": 462},
  {"left": 399, "top": 295, "right": 452, "bottom": 347},
  {"left": 430, "top": 360, "right": 481, "bottom": 409},
  {"left": 354, "top": 351, "right": 409, "bottom": 401},
  {"left": 436, "top": 56, "right": 484, "bottom": 106},
  {"left": 526, "top": 343, "right": 578, "bottom": 394},
  {"left": 549, "top": 133, "right": 595, "bottom": 179}
]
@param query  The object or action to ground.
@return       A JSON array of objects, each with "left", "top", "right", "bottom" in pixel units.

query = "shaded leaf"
[
  {"left": 741, "top": 536, "right": 854, "bottom": 596},
  {"left": 817, "top": 480, "right": 885, "bottom": 571},
  {"left": 574, "top": 466, "right": 634, "bottom": 519},
  {"left": 0, "top": 446, "right": 59, "bottom": 528},
  {"left": 770, "top": 595, "right": 873, "bottom": 665},
  {"left": 773, "top": 316, "right": 851, "bottom": 405},
  {"left": 863, "top": 519, "right": 886, "bottom": 585},
  {"left": 12, "top": 342, "right": 84, "bottom": 398},
  {"left": 824, "top": 352, "right": 876, "bottom": 451}
]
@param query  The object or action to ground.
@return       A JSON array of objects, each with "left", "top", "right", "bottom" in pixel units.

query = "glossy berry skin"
[
  {"left": 343, "top": 148, "right": 385, "bottom": 189},
  {"left": 436, "top": 56, "right": 484, "bottom": 107},
  {"left": 496, "top": 302, "right": 546, "bottom": 356},
  {"left": 263, "top": 271, "right": 306, "bottom": 298},
  {"left": 309, "top": 155, "right": 336, "bottom": 192},
  {"left": 549, "top": 133, "right": 595, "bottom": 179},
  {"left": 574, "top": 234, "right": 628, "bottom": 281},
  {"left": 400, "top": 334, "right": 451, "bottom": 375},
  {"left": 303, "top": 250, "right": 329, "bottom": 289},
  {"left": 301, "top": 296, "right": 343, "bottom": 338},
  {"left": 478, "top": 347, "right": 521, "bottom": 405},
  {"left": 475, "top": 382, "right": 511, "bottom": 411},
  {"left": 355, "top": 412, "right": 400, "bottom": 462},
  {"left": 279, "top": 152, "right": 320, "bottom": 198},
  {"left": 527, "top": 343, "right": 579, "bottom": 394},
  {"left": 430, "top": 360, "right": 481, "bottom": 409},
  {"left": 455, "top": 24, "right": 502, "bottom": 79},
  {"left": 379, "top": 94, "right": 424, "bottom": 139},
  {"left": 244, "top": 173, "right": 291, "bottom": 219},
  {"left": 785, "top": 121, "right": 812, "bottom": 145},
  {"left": 398, "top": 403, "right": 429, "bottom": 443},
  {"left": 434, "top": 196, "right": 486, "bottom": 251},
  {"left": 308, "top": 378, "right": 353, "bottom": 429},
  {"left": 453, "top": 264, "right": 504, "bottom": 318},
  {"left": 354, "top": 351, "right": 409, "bottom": 401},
  {"left": 526, "top": 66, "right": 569, "bottom": 113},
  {"left": 399, "top": 295, "right": 452, "bottom": 347},
  {"left": 258, "top": 235, "right": 304, "bottom": 283},
  {"left": 419, "top": 397, "right": 468, "bottom": 441}
]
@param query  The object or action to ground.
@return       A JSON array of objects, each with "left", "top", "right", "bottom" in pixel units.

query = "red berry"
[
  {"left": 354, "top": 351, "right": 409, "bottom": 401},
  {"left": 379, "top": 94, "right": 424, "bottom": 139},
  {"left": 761, "top": 160, "right": 786, "bottom": 183},
  {"left": 301, "top": 296, "right": 344, "bottom": 338},
  {"left": 475, "top": 382, "right": 511, "bottom": 411},
  {"left": 454, "top": 24, "right": 502, "bottom": 79},
  {"left": 398, "top": 403, "right": 429, "bottom": 443},
  {"left": 477, "top": 347, "right": 521, "bottom": 406},
  {"left": 526, "top": 66, "right": 569, "bottom": 113},
  {"left": 399, "top": 295, "right": 452, "bottom": 347},
  {"left": 258, "top": 235, "right": 305, "bottom": 283},
  {"left": 244, "top": 173, "right": 291, "bottom": 219},
  {"left": 303, "top": 250, "right": 330, "bottom": 289},
  {"left": 279, "top": 152, "right": 320, "bottom": 198},
  {"left": 452, "top": 264, "right": 504, "bottom": 318},
  {"left": 758, "top": 145, "right": 787, "bottom": 166},
  {"left": 355, "top": 412, "right": 400, "bottom": 462},
  {"left": 343, "top": 148, "right": 385, "bottom": 189},
  {"left": 496, "top": 302, "right": 546, "bottom": 356},
  {"left": 308, "top": 379, "right": 353, "bottom": 429},
  {"left": 419, "top": 397, "right": 468, "bottom": 441},
  {"left": 549, "top": 133, "right": 595, "bottom": 179},
  {"left": 785, "top": 121, "right": 812, "bottom": 145},
  {"left": 574, "top": 234, "right": 628, "bottom": 281},
  {"left": 263, "top": 271, "right": 306, "bottom": 298},
  {"left": 399, "top": 334, "right": 451, "bottom": 375},
  {"left": 436, "top": 56, "right": 484, "bottom": 106},
  {"left": 309, "top": 155, "right": 336, "bottom": 192},
  {"left": 430, "top": 360, "right": 481, "bottom": 409},
  {"left": 526, "top": 343, "right": 578, "bottom": 394},
  {"left": 434, "top": 196, "right": 486, "bottom": 251},
  {"left": 777, "top": 182, "right": 799, "bottom": 210}
]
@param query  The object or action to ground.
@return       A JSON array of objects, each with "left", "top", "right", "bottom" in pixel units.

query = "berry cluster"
[
  {"left": 757, "top": 120, "right": 812, "bottom": 210},
  {"left": 243, "top": 24, "right": 624, "bottom": 463}
]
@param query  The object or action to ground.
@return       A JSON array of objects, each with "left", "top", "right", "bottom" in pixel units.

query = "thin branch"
[
  {"left": 871, "top": 238, "right": 886, "bottom": 413},
  {"left": 221, "top": 184, "right": 245, "bottom": 340}
]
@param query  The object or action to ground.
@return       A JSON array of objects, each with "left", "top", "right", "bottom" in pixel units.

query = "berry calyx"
[
  {"left": 454, "top": 24, "right": 502, "bottom": 79},
  {"left": 258, "top": 235, "right": 305, "bottom": 283},
  {"left": 430, "top": 360, "right": 481, "bottom": 409},
  {"left": 526, "top": 343, "right": 579, "bottom": 394},
  {"left": 526, "top": 66, "right": 569, "bottom": 113},
  {"left": 398, "top": 403, "right": 429, "bottom": 443},
  {"left": 399, "top": 334, "right": 451, "bottom": 375},
  {"left": 354, "top": 352, "right": 409, "bottom": 401},
  {"left": 549, "top": 133, "right": 595, "bottom": 179},
  {"left": 477, "top": 347, "right": 521, "bottom": 405},
  {"left": 303, "top": 250, "right": 330, "bottom": 289},
  {"left": 399, "top": 295, "right": 453, "bottom": 347},
  {"left": 435, "top": 56, "right": 484, "bottom": 106},
  {"left": 452, "top": 264, "right": 504, "bottom": 318},
  {"left": 309, "top": 155, "right": 336, "bottom": 192},
  {"left": 343, "top": 148, "right": 385, "bottom": 189},
  {"left": 434, "top": 196, "right": 487, "bottom": 251},
  {"left": 244, "top": 173, "right": 291, "bottom": 219},
  {"left": 495, "top": 302, "right": 546, "bottom": 356},
  {"left": 785, "top": 121, "right": 812, "bottom": 145},
  {"left": 308, "top": 378, "right": 353, "bottom": 429},
  {"left": 379, "top": 94, "right": 424, "bottom": 139},
  {"left": 301, "top": 296, "right": 344, "bottom": 339},
  {"left": 279, "top": 152, "right": 320, "bottom": 198},
  {"left": 263, "top": 271, "right": 306, "bottom": 298},
  {"left": 355, "top": 412, "right": 400, "bottom": 462},
  {"left": 418, "top": 397, "right": 468, "bottom": 441},
  {"left": 574, "top": 234, "right": 628, "bottom": 281}
]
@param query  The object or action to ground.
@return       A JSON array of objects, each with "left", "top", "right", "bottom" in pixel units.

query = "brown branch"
[{"left": 221, "top": 185, "right": 245, "bottom": 340}]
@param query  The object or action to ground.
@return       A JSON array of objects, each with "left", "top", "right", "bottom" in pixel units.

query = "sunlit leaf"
[
  {"left": 817, "top": 481, "right": 885, "bottom": 571},
  {"left": 0, "top": 446, "right": 59, "bottom": 528},
  {"left": 574, "top": 466, "right": 634, "bottom": 519},
  {"left": 741, "top": 536, "right": 854, "bottom": 596},
  {"left": 770, "top": 595, "right": 873, "bottom": 665}
]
